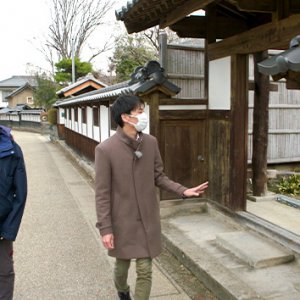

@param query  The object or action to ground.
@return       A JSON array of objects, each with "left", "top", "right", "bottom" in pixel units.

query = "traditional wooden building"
[
  {"left": 56, "top": 61, "right": 208, "bottom": 201},
  {"left": 115, "top": 0, "right": 300, "bottom": 211},
  {"left": 162, "top": 37, "right": 300, "bottom": 164},
  {"left": 56, "top": 74, "right": 107, "bottom": 98}
]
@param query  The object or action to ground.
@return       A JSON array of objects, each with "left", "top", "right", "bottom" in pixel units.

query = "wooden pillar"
[
  {"left": 148, "top": 93, "right": 160, "bottom": 139},
  {"left": 252, "top": 51, "right": 269, "bottom": 196},
  {"left": 208, "top": 56, "right": 231, "bottom": 208},
  {"left": 229, "top": 54, "right": 248, "bottom": 211},
  {"left": 159, "top": 31, "right": 168, "bottom": 73},
  {"left": 205, "top": 2, "right": 217, "bottom": 97}
]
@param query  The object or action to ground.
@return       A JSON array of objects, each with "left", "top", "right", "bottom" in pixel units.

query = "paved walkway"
[
  {"left": 13, "top": 131, "right": 190, "bottom": 300},
  {"left": 13, "top": 130, "right": 300, "bottom": 300}
]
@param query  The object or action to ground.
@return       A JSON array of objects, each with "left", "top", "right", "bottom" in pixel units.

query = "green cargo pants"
[{"left": 114, "top": 257, "right": 152, "bottom": 300}]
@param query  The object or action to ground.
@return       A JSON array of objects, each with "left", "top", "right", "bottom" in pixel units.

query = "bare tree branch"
[
  {"left": 46, "top": 0, "right": 115, "bottom": 62},
  {"left": 137, "top": 26, "right": 179, "bottom": 55}
]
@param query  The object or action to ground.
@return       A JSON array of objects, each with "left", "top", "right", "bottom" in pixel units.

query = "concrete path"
[
  {"left": 13, "top": 130, "right": 300, "bottom": 300},
  {"left": 13, "top": 131, "right": 190, "bottom": 300}
]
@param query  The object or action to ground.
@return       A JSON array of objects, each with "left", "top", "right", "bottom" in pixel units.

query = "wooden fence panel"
[
  {"left": 166, "top": 45, "right": 206, "bottom": 99},
  {"left": 248, "top": 81, "right": 300, "bottom": 163}
]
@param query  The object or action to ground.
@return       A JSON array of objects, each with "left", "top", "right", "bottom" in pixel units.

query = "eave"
[{"left": 116, "top": 0, "right": 300, "bottom": 48}]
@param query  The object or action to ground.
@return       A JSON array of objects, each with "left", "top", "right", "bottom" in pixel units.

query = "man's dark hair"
[{"left": 111, "top": 95, "right": 144, "bottom": 127}]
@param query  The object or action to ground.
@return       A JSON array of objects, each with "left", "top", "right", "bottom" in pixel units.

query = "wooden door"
[{"left": 159, "top": 119, "right": 208, "bottom": 200}]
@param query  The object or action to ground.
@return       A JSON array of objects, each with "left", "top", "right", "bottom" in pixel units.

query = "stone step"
[
  {"left": 277, "top": 194, "right": 300, "bottom": 209},
  {"left": 216, "top": 231, "right": 295, "bottom": 268}
]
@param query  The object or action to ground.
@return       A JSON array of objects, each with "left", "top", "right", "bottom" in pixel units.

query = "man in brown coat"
[{"left": 95, "top": 95, "right": 208, "bottom": 300}]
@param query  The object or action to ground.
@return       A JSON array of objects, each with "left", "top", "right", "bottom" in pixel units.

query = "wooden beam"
[
  {"left": 159, "top": 110, "right": 208, "bottom": 120},
  {"left": 248, "top": 81, "right": 278, "bottom": 92},
  {"left": 290, "top": 0, "right": 300, "bottom": 13},
  {"left": 208, "top": 13, "right": 300, "bottom": 61},
  {"left": 167, "top": 73, "right": 204, "bottom": 80},
  {"left": 233, "top": 0, "right": 300, "bottom": 13},
  {"left": 286, "top": 71, "right": 300, "bottom": 89},
  {"left": 234, "top": 0, "right": 276, "bottom": 12},
  {"left": 206, "top": 3, "right": 217, "bottom": 43},
  {"left": 272, "top": 0, "right": 290, "bottom": 21},
  {"left": 160, "top": 0, "right": 214, "bottom": 29},
  {"left": 170, "top": 16, "right": 248, "bottom": 39},
  {"left": 160, "top": 98, "right": 208, "bottom": 105}
]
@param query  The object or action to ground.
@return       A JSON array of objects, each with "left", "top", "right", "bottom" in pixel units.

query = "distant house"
[
  {"left": 0, "top": 75, "right": 37, "bottom": 108},
  {"left": 56, "top": 74, "right": 107, "bottom": 99},
  {"left": 5, "top": 83, "right": 35, "bottom": 108}
]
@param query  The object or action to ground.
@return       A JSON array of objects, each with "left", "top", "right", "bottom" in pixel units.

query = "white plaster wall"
[
  {"left": 87, "top": 106, "right": 93, "bottom": 139},
  {"left": 82, "top": 123, "right": 87, "bottom": 136},
  {"left": 10, "top": 115, "right": 19, "bottom": 121},
  {"left": 71, "top": 108, "right": 75, "bottom": 131},
  {"left": 144, "top": 103, "right": 150, "bottom": 134},
  {"left": 209, "top": 56, "right": 231, "bottom": 110},
  {"left": 21, "top": 114, "right": 40, "bottom": 122},
  {"left": 78, "top": 108, "right": 82, "bottom": 134},
  {"left": 0, "top": 91, "right": 8, "bottom": 108},
  {"left": 93, "top": 126, "right": 100, "bottom": 141},
  {"left": 100, "top": 105, "right": 109, "bottom": 142},
  {"left": 66, "top": 109, "right": 70, "bottom": 128},
  {"left": 58, "top": 108, "right": 65, "bottom": 125}
]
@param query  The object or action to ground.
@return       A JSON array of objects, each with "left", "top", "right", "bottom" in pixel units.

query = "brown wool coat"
[{"left": 95, "top": 127, "right": 187, "bottom": 259}]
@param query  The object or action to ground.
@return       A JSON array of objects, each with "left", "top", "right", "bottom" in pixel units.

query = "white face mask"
[{"left": 128, "top": 112, "right": 148, "bottom": 132}]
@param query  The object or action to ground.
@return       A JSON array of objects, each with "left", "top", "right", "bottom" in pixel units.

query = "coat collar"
[{"left": 116, "top": 126, "right": 143, "bottom": 150}]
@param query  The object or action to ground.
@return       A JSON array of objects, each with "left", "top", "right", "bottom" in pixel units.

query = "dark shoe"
[{"left": 118, "top": 291, "right": 132, "bottom": 300}]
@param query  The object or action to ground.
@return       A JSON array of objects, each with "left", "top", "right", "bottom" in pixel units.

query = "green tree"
[
  {"left": 54, "top": 58, "right": 93, "bottom": 83},
  {"left": 33, "top": 75, "right": 58, "bottom": 111},
  {"left": 111, "top": 35, "right": 157, "bottom": 82}
]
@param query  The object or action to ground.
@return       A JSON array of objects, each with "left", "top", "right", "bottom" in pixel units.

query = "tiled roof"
[
  {"left": 258, "top": 36, "right": 300, "bottom": 76},
  {"left": 0, "top": 105, "right": 44, "bottom": 114},
  {"left": 115, "top": 0, "right": 140, "bottom": 20},
  {"left": 56, "top": 61, "right": 180, "bottom": 107},
  {"left": 0, "top": 76, "right": 37, "bottom": 88},
  {"left": 115, "top": 0, "right": 197, "bottom": 33},
  {"left": 56, "top": 74, "right": 107, "bottom": 96}
]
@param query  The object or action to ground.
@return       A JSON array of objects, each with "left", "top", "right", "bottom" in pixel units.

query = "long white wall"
[
  {"left": 63, "top": 104, "right": 112, "bottom": 143},
  {"left": 62, "top": 103, "right": 154, "bottom": 143}
]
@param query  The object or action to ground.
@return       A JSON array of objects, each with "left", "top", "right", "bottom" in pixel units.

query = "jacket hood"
[{"left": 0, "top": 125, "right": 14, "bottom": 158}]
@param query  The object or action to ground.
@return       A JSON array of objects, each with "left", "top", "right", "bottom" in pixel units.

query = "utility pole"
[{"left": 72, "top": 38, "right": 75, "bottom": 83}]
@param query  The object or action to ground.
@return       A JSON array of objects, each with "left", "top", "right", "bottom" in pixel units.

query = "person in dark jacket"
[{"left": 0, "top": 125, "right": 27, "bottom": 300}]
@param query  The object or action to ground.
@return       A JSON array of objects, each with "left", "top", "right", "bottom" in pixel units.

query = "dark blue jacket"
[{"left": 0, "top": 125, "right": 27, "bottom": 241}]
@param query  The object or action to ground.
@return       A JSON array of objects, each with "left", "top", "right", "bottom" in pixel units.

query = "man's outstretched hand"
[{"left": 183, "top": 181, "right": 209, "bottom": 198}]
